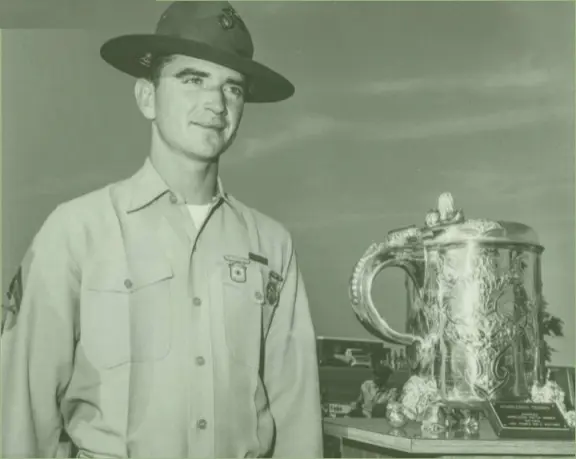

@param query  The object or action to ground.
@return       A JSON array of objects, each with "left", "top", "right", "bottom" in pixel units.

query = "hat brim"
[{"left": 100, "top": 35, "right": 295, "bottom": 103}]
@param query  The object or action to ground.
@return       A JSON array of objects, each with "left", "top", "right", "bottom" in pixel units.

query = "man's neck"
[{"left": 150, "top": 148, "right": 219, "bottom": 205}]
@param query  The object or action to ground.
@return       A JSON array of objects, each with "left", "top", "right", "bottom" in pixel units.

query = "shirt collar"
[{"left": 126, "top": 157, "right": 231, "bottom": 213}]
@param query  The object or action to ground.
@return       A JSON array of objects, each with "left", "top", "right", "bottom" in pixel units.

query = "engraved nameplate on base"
[{"left": 485, "top": 401, "right": 574, "bottom": 440}]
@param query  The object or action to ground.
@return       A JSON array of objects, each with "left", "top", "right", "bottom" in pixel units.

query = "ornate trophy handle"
[{"left": 349, "top": 227, "right": 425, "bottom": 346}]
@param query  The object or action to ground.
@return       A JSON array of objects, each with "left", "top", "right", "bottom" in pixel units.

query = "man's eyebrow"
[
  {"left": 173, "top": 67, "right": 209, "bottom": 79},
  {"left": 225, "top": 76, "right": 246, "bottom": 88},
  {"left": 172, "top": 67, "right": 246, "bottom": 87}
]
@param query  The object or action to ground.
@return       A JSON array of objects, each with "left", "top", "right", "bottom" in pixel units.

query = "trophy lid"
[{"left": 387, "top": 192, "right": 542, "bottom": 250}]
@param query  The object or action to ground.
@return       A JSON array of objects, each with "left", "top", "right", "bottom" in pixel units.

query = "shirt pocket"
[
  {"left": 220, "top": 261, "right": 269, "bottom": 369},
  {"left": 80, "top": 258, "right": 174, "bottom": 370}
]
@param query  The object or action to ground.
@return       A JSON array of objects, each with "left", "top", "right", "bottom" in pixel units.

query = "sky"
[{"left": 2, "top": 1, "right": 575, "bottom": 365}]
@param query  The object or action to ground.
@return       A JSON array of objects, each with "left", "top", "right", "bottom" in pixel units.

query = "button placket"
[{"left": 187, "top": 252, "right": 216, "bottom": 457}]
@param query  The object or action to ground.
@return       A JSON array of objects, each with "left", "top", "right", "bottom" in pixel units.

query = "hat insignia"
[
  {"left": 218, "top": 7, "right": 246, "bottom": 31},
  {"left": 139, "top": 52, "right": 152, "bottom": 67}
]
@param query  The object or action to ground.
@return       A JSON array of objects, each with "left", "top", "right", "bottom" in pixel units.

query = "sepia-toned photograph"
[{"left": 1, "top": 1, "right": 575, "bottom": 457}]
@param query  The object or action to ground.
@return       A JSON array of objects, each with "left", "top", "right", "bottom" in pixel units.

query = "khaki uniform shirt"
[{"left": 2, "top": 159, "right": 323, "bottom": 458}]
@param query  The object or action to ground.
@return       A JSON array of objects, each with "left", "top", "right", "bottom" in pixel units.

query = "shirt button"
[
  {"left": 124, "top": 279, "right": 133, "bottom": 289},
  {"left": 192, "top": 297, "right": 202, "bottom": 306},
  {"left": 197, "top": 419, "right": 207, "bottom": 429},
  {"left": 169, "top": 192, "right": 178, "bottom": 204},
  {"left": 196, "top": 356, "right": 205, "bottom": 366}
]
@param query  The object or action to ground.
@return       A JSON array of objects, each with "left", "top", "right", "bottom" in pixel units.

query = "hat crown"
[
  {"left": 100, "top": 0, "right": 295, "bottom": 102},
  {"left": 155, "top": 1, "right": 254, "bottom": 59}
]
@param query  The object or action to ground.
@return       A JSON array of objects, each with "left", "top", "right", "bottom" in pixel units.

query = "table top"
[{"left": 323, "top": 417, "right": 576, "bottom": 456}]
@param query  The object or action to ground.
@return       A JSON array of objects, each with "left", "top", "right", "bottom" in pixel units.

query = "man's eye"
[
  {"left": 183, "top": 76, "right": 203, "bottom": 85},
  {"left": 227, "top": 86, "right": 244, "bottom": 97}
]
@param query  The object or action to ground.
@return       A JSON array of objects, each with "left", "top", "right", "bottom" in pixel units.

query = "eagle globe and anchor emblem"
[
  {"left": 218, "top": 6, "right": 247, "bottom": 31},
  {"left": 349, "top": 192, "right": 546, "bottom": 427}
]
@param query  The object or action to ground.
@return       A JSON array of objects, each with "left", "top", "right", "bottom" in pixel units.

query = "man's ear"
[{"left": 134, "top": 78, "right": 156, "bottom": 120}]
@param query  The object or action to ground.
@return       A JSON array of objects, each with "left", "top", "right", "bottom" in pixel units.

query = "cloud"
[
  {"left": 437, "top": 167, "right": 574, "bottom": 200},
  {"left": 230, "top": 114, "right": 340, "bottom": 162},
  {"left": 286, "top": 210, "right": 419, "bottom": 232},
  {"left": 355, "top": 56, "right": 570, "bottom": 97},
  {"left": 7, "top": 170, "right": 114, "bottom": 201},
  {"left": 231, "top": 104, "right": 571, "bottom": 161},
  {"left": 357, "top": 69, "right": 556, "bottom": 96},
  {"left": 359, "top": 105, "right": 571, "bottom": 142}
]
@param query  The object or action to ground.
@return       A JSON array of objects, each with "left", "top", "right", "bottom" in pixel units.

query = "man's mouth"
[{"left": 191, "top": 121, "right": 226, "bottom": 131}]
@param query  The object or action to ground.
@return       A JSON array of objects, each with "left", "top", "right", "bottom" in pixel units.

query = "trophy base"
[{"left": 437, "top": 401, "right": 485, "bottom": 438}]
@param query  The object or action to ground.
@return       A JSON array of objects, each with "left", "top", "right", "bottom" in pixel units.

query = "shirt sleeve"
[
  {"left": 1, "top": 206, "right": 80, "bottom": 458},
  {"left": 263, "top": 240, "right": 323, "bottom": 457}
]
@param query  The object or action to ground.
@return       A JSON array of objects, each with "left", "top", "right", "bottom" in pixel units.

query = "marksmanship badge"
[{"left": 224, "top": 255, "right": 250, "bottom": 283}]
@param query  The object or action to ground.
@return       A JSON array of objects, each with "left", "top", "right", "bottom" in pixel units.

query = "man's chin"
[{"left": 181, "top": 145, "right": 226, "bottom": 163}]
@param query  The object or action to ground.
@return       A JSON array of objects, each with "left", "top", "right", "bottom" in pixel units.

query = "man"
[
  {"left": 1, "top": 2, "right": 323, "bottom": 458},
  {"left": 349, "top": 360, "right": 397, "bottom": 418}
]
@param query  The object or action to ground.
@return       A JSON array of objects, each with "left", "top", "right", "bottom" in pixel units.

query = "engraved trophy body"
[{"left": 349, "top": 193, "right": 545, "bottom": 411}]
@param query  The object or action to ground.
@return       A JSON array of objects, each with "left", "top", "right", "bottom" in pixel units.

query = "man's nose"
[{"left": 204, "top": 89, "right": 226, "bottom": 115}]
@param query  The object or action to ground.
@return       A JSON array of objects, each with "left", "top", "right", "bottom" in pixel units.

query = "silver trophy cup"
[{"left": 349, "top": 193, "right": 545, "bottom": 409}]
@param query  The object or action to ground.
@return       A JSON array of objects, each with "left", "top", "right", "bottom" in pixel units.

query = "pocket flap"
[{"left": 86, "top": 258, "right": 174, "bottom": 292}]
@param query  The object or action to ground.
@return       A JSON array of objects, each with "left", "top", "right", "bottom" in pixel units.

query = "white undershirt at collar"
[{"left": 186, "top": 204, "right": 211, "bottom": 229}]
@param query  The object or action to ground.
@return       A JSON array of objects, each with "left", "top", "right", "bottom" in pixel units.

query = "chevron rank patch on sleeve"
[{"left": 2, "top": 268, "right": 23, "bottom": 334}]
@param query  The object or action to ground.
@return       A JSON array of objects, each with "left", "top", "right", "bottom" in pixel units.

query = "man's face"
[{"left": 138, "top": 54, "right": 246, "bottom": 162}]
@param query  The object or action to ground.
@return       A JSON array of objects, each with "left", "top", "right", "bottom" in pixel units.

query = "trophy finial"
[
  {"left": 438, "top": 192, "right": 455, "bottom": 221},
  {"left": 425, "top": 192, "right": 465, "bottom": 228}
]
